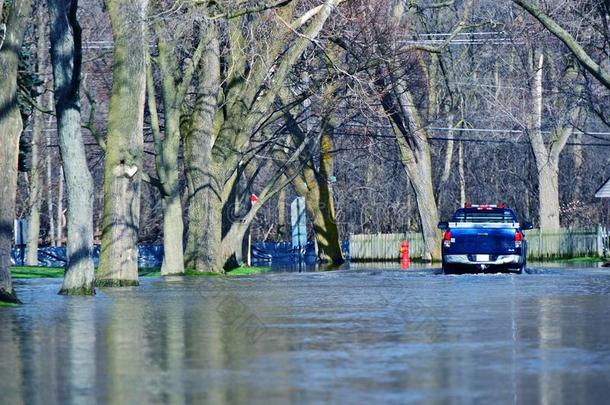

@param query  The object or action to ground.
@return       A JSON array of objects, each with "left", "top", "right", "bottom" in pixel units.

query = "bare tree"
[
  {"left": 96, "top": 0, "right": 149, "bottom": 286},
  {"left": 184, "top": 0, "right": 343, "bottom": 272},
  {"left": 26, "top": 4, "right": 47, "bottom": 266},
  {"left": 0, "top": 0, "right": 33, "bottom": 303},
  {"left": 48, "top": 0, "right": 96, "bottom": 294}
]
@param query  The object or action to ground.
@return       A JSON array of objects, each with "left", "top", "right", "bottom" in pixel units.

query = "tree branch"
[
  {"left": 208, "top": 0, "right": 294, "bottom": 20},
  {"left": 512, "top": 0, "right": 610, "bottom": 90}
]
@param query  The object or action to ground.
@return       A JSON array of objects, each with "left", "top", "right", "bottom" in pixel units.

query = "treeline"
[{"left": 1, "top": 0, "right": 609, "bottom": 302}]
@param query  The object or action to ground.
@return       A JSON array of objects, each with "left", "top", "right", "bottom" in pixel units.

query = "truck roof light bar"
[{"left": 464, "top": 203, "right": 506, "bottom": 209}]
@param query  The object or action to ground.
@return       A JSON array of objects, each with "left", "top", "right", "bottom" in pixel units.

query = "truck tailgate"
[{"left": 449, "top": 228, "right": 516, "bottom": 254}]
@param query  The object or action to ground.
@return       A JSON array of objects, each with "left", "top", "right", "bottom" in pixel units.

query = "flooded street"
[{"left": 2, "top": 266, "right": 610, "bottom": 404}]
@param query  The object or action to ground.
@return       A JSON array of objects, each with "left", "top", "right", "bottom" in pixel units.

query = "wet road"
[{"left": 1, "top": 266, "right": 610, "bottom": 404}]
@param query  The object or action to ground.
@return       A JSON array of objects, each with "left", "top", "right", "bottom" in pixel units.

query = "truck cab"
[{"left": 438, "top": 204, "right": 533, "bottom": 274}]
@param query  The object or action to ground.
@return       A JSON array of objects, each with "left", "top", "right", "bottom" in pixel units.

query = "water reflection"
[{"left": 1, "top": 269, "right": 610, "bottom": 403}]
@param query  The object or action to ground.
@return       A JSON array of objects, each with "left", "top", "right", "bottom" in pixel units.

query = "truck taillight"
[
  {"left": 443, "top": 230, "right": 451, "bottom": 247},
  {"left": 515, "top": 231, "right": 523, "bottom": 248}
]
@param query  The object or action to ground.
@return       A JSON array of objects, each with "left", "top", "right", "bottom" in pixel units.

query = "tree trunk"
[
  {"left": 403, "top": 154, "right": 441, "bottom": 262},
  {"left": 46, "top": 110, "right": 56, "bottom": 246},
  {"left": 26, "top": 5, "right": 46, "bottom": 266},
  {"left": 184, "top": 20, "right": 222, "bottom": 273},
  {"left": 184, "top": 1, "right": 339, "bottom": 272},
  {"left": 436, "top": 112, "right": 455, "bottom": 210},
  {"left": 26, "top": 108, "right": 42, "bottom": 266},
  {"left": 277, "top": 188, "right": 287, "bottom": 240},
  {"left": 537, "top": 159, "right": 561, "bottom": 230},
  {"left": 572, "top": 132, "right": 583, "bottom": 202},
  {"left": 56, "top": 166, "right": 64, "bottom": 245},
  {"left": 315, "top": 125, "right": 343, "bottom": 264},
  {"left": 387, "top": 87, "right": 441, "bottom": 262},
  {"left": 48, "top": 0, "right": 96, "bottom": 295},
  {"left": 161, "top": 193, "right": 184, "bottom": 275},
  {"left": 146, "top": 65, "right": 185, "bottom": 276},
  {"left": 458, "top": 141, "right": 466, "bottom": 206},
  {"left": 291, "top": 164, "right": 344, "bottom": 265},
  {"left": 0, "top": 0, "right": 32, "bottom": 303},
  {"left": 145, "top": 24, "right": 192, "bottom": 275},
  {"left": 97, "top": 0, "right": 148, "bottom": 286},
  {"left": 184, "top": 158, "right": 224, "bottom": 272},
  {"left": 526, "top": 52, "right": 578, "bottom": 231}
]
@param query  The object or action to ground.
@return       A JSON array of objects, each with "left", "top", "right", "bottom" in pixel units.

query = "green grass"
[
  {"left": 142, "top": 265, "right": 271, "bottom": 277},
  {"left": 554, "top": 256, "right": 605, "bottom": 263},
  {"left": 11, "top": 266, "right": 167, "bottom": 279},
  {"left": 225, "top": 265, "right": 272, "bottom": 276},
  {"left": 11, "top": 266, "right": 64, "bottom": 279},
  {"left": 138, "top": 267, "right": 161, "bottom": 277},
  {"left": 10, "top": 265, "right": 272, "bottom": 280},
  {"left": 0, "top": 301, "right": 20, "bottom": 308}
]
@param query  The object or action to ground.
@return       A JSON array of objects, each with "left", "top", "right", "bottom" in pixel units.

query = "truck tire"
[{"left": 442, "top": 263, "right": 456, "bottom": 275}]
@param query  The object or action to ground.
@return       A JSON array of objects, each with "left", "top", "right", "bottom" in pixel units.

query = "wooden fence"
[
  {"left": 349, "top": 227, "right": 608, "bottom": 261},
  {"left": 524, "top": 228, "right": 607, "bottom": 260},
  {"left": 349, "top": 232, "right": 425, "bottom": 261}
]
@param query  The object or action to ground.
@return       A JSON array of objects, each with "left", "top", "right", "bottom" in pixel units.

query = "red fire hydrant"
[{"left": 400, "top": 240, "right": 410, "bottom": 269}]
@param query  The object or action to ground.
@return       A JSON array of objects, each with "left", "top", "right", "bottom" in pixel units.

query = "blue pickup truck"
[{"left": 438, "top": 205, "right": 533, "bottom": 274}]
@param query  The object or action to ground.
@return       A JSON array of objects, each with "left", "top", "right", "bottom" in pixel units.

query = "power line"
[
  {"left": 427, "top": 136, "right": 610, "bottom": 148},
  {"left": 343, "top": 123, "right": 610, "bottom": 137}
]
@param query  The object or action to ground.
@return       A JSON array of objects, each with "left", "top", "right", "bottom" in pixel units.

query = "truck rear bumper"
[{"left": 444, "top": 254, "right": 522, "bottom": 266}]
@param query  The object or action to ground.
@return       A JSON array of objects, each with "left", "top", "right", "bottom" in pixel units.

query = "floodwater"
[{"left": 2, "top": 266, "right": 610, "bottom": 404}]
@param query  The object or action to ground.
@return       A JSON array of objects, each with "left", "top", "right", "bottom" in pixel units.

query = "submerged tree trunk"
[
  {"left": 145, "top": 17, "right": 213, "bottom": 276},
  {"left": 97, "top": 0, "right": 148, "bottom": 286},
  {"left": 146, "top": 67, "right": 184, "bottom": 276},
  {"left": 0, "top": 0, "right": 32, "bottom": 303},
  {"left": 184, "top": 20, "right": 221, "bottom": 272},
  {"left": 48, "top": 0, "right": 96, "bottom": 295},
  {"left": 300, "top": 123, "right": 344, "bottom": 265}
]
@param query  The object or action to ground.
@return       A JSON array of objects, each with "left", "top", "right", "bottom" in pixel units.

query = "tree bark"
[
  {"left": 436, "top": 111, "right": 456, "bottom": 210},
  {"left": 537, "top": 159, "right": 561, "bottom": 230},
  {"left": 0, "top": 0, "right": 32, "bottom": 303},
  {"left": 56, "top": 166, "right": 64, "bottom": 244},
  {"left": 184, "top": 20, "right": 221, "bottom": 272},
  {"left": 46, "top": 115, "right": 56, "bottom": 246},
  {"left": 48, "top": 0, "right": 96, "bottom": 295},
  {"left": 26, "top": 105, "right": 42, "bottom": 266},
  {"left": 146, "top": 65, "right": 184, "bottom": 276},
  {"left": 458, "top": 141, "right": 466, "bottom": 207},
  {"left": 277, "top": 188, "right": 287, "bottom": 240},
  {"left": 26, "top": 7, "right": 45, "bottom": 266},
  {"left": 384, "top": 86, "right": 441, "bottom": 262},
  {"left": 97, "top": 0, "right": 149, "bottom": 286},
  {"left": 146, "top": 17, "right": 211, "bottom": 275},
  {"left": 316, "top": 126, "right": 344, "bottom": 264},
  {"left": 572, "top": 132, "right": 583, "bottom": 201}
]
